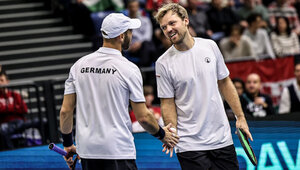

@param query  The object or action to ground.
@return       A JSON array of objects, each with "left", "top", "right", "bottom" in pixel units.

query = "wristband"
[
  {"left": 62, "top": 132, "right": 73, "bottom": 147},
  {"left": 152, "top": 126, "right": 165, "bottom": 140}
]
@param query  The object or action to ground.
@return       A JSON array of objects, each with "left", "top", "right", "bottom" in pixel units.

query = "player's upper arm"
[
  {"left": 64, "top": 66, "right": 76, "bottom": 95},
  {"left": 156, "top": 62, "right": 174, "bottom": 98},
  {"left": 160, "top": 98, "right": 176, "bottom": 114},
  {"left": 127, "top": 67, "right": 145, "bottom": 102},
  {"left": 209, "top": 40, "right": 230, "bottom": 80},
  {"left": 130, "top": 101, "right": 149, "bottom": 120},
  {"left": 217, "top": 76, "right": 230, "bottom": 87},
  {"left": 160, "top": 98, "right": 175, "bottom": 107},
  {"left": 61, "top": 93, "right": 76, "bottom": 114}
]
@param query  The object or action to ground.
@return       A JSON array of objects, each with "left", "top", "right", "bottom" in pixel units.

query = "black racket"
[{"left": 236, "top": 128, "right": 257, "bottom": 166}]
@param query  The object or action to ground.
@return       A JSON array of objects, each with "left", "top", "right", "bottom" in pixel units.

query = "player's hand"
[
  {"left": 236, "top": 116, "right": 253, "bottom": 141},
  {"left": 162, "top": 143, "right": 174, "bottom": 157},
  {"left": 161, "top": 123, "right": 179, "bottom": 148},
  {"left": 63, "top": 144, "right": 78, "bottom": 169},
  {"left": 162, "top": 127, "right": 177, "bottom": 157}
]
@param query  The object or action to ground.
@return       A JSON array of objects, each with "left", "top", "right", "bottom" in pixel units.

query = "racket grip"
[{"left": 49, "top": 143, "right": 67, "bottom": 156}]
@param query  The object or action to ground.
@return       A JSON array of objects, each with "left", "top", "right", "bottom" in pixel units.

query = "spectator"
[
  {"left": 220, "top": 24, "right": 256, "bottom": 60},
  {"left": 146, "top": 0, "right": 179, "bottom": 11},
  {"left": 279, "top": 63, "right": 300, "bottom": 114},
  {"left": 57, "top": 0, "right": 97, "bottom": 37},
  {"left": 268, "top": 0, "right": 300, "bottom": 35},
  {"left": 206, "top": 0, "right": 239, "bottom": 41},
  {"left": 294, "top": 0, "right": 300, "bottom": 17},
  {"left": 186, "top": 0, "right": 212, "bottom": 38},
  {"left": 237, "top": 0, "right": 269, "bottom": 28},
  {"left": 243, "top": 13, "right": 275, "bottom": 59},
  {"left": 0, "top": 67, "right": 28, "bottom": 150},
  {"left": 233, "top": 77, "right": 246, "bottom": 96},
  {"left": 270, "top": 16, "right": 300, "bottom": 56},
  {"left": 240, "top": 73, "right": 275, "bottom": 117},
  {"left": 224, "top": 78, "right": 246, "bottom": 119},
  {"left": 130, "top": 85, "right": 164, "bottom": 133},
  {"left": 0, "top": 68, "right": 27, "bottom": 125},
  {"left": 126, "top": 0, "right": 156, "bottom": 66},
  {"left": 79, "top": 0, "right": 124, "bottom": 12}
]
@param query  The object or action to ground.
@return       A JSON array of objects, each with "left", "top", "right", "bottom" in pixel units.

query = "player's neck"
[
  {"left": 102, "top": 42, "right": 122, "bottom": 52},
  {"left": 174, "top": 34, "right": 194, "bottom": 51}
]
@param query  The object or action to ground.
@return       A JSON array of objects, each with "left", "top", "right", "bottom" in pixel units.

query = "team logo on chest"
[{"left": 205, "top": 57, "right": 211, "bottom": 63}]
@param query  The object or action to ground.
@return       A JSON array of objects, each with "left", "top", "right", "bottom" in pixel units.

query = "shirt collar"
[{"left": 97, "top": 47, "right": 122, "bottom": 57}]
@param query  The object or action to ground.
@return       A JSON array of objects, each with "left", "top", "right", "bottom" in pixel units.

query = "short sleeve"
[
  {"left": 127, "top": 68, "right": 145, "bottom": 102},
  {"left": 155, "top": 62, "right": 174, "bottom": 98},
  {"left": 64, "top": 66, "right": 76, "bottom": 95},
  {"left": 210, "top": 40, "right": 229, "bottom": 80}
]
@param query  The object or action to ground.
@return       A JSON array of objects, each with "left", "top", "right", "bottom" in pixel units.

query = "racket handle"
[{"left": 49, "top": 143, "right": 67, "bottom": 156}]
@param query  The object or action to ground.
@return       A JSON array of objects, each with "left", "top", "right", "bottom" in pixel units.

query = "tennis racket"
[
  {"left": 237, "top": 128, "right": 257, "bottom": 166},
  {"left": 49, "top": 143, "right": 78, "bottom": 170}
]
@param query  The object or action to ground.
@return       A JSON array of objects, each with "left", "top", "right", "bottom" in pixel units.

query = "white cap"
[{"left": 101, "top": 13, "right": 141, "bottom": 39}]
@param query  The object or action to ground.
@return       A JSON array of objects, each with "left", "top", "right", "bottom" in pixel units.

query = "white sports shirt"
[
  {"left": 64, "top": 47, "right": 145, "bottom": 159},
  {"left": 156, "top": 38, "right": 233, "bottom": 153}
]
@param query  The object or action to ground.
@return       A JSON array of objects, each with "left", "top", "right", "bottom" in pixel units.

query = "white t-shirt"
[
  {"left": 156, "top": 38, "right": 233, "bottom": 153},
  {"left": 64, "top": 47, "right": 145, "bottom": 159}
]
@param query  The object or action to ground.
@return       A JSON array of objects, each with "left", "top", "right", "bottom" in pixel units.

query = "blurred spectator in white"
[
  {"left": 271, "top": 16, "right": 300, "bottom": 56},
  {"left": 268, "top": 0, "right": 300, "bottom": 35},
  {"left": 237, "top": 0, "right": 269, "bottom": 28},
  {"left": 129, "top": 86, "right": 163, "bottom": 133},
  {"left": 126, "top": 0, "right": 156, "bottom": 66},
  {"left": 243, "top": 13, "right": 275, "bottom": 59},
  {"left": 240, "top": 73, "right": 275, "bottom": 117},
  {"left": 206, "top": 0, "right": 239, "bottom": 41},
  {"left": 220, "top": 24, "right": 256, "bottom": 60},
  {"left": 187, "top": 0, "right": 212, "bottom": 38},
  {"left": 279, "top": 63, "right": 300, "bottom": 114}
]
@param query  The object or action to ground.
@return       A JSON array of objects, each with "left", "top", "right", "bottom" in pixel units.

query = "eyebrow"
[{"left": 161, "top": 20, "right": 176, "bottom": 29}]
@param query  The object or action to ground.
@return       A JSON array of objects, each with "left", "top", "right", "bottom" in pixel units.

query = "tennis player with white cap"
[{"left": 59, "top": 13, "right": 179, "bottom": 170}]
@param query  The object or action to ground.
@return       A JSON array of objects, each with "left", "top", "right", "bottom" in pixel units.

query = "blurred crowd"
[
  {"left": 0, "top": 67, "right": 41, "bottom": 151},
  {"left": 225, "top": 62, "right": 300, "bottom": 118},
  {"left": 48, "top": 0, "right": 300, "bottom": 125},
  {"left": 52, "top": 0, "right": 300, "bottom": 66}
]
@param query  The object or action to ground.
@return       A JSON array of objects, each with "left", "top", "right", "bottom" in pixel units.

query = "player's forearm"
[
  {"left": 137, "top": 110, "right": 160, "bottom": 134},
  {"left": 60, "top": 109, "right": 73, "bottom": 134},
  {"left": 161, "top": 98, "right": 177, "bottom": 129},
  {"left": 162, "top": 110, "right": 177, "bottom": 129},
  {"left": 218, "top": 77, "right": 245, "bottom": 119}
]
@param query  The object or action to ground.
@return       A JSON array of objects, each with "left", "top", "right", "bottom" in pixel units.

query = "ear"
[{"left": 184, "top": 17, "right": 189, "bottom": 26}]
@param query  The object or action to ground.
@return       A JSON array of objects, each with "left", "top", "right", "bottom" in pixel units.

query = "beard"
[
  {"left": 169, "top": 30, "right": 186, "bottom": 45},
  {"left": 122, "top": 32, "right": 131, "bottom": 50}
]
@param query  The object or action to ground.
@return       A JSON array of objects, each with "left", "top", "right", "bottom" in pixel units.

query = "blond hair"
[{"left": 154, "top": 3, "right": 188, "bottom": 23}]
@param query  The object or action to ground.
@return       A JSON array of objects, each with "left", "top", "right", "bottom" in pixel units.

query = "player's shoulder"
[
  {"left": 156, "top": 45, "right": 176, "bottom": 65},
  {"left": 193, "top": 37, "right": 219, "bottom": 52},
  {"left": 70, "top": 52, "right": 96, "bottom": 69},
  {"left": 195, "top": 37, "right": 216, "bottom": 46},
  {"left": 123, "top": 59, "right": 141, "bottom": 72}
]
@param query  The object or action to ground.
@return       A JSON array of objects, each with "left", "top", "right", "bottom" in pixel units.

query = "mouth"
[{"left": 169, "top": 32, "right": 177, "bottom": 39}]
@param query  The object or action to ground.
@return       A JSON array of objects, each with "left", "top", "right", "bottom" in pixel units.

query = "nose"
[{"left": 166, "top": 25, "right": 172, "bottom": 33}]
